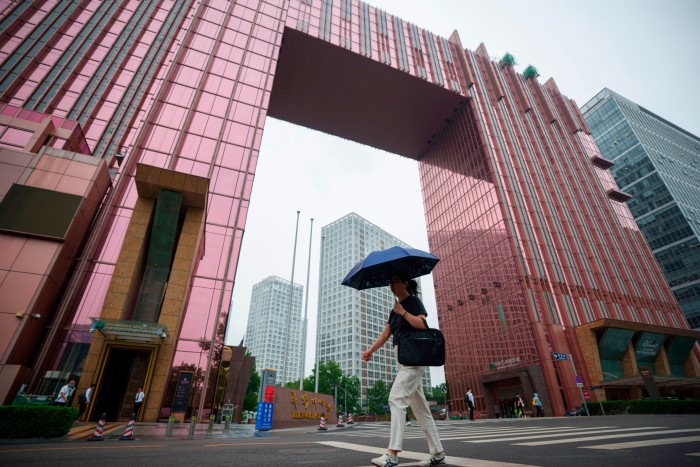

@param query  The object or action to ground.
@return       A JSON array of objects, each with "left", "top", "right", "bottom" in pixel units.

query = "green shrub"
[
  {"left": 584, "top": 400, "right": 700, "bottom": 416},
  {"left": 0, "top": 406, "right": 78, "bottom": 439}
]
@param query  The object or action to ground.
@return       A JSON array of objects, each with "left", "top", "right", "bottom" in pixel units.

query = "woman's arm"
[
  {"left": 362, "top": 324, "right": 392, "bottom": 361},
  {"left": 392, "top": 302, "right": 427, "bottom": 329}
]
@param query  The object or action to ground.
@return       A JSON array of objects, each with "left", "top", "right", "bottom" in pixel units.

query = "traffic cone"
[
  {"left": 318, "top": 415, "right": 327, "bottom": 431},
  {"left": 87, "top": 413, "right": 106, "bottom": 441},
  {"left": 336, "top": 414, "right": 345, "bottom": 428},
  {"left": 347, "top": 413, "right": 354, "bottom": 424},
  {"left": 119, "top": 413, "right": 136, "bottom": 440}
]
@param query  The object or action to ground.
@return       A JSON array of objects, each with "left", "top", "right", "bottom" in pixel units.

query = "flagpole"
[
  {"left": 300, "top": 218, "right": 314, "bottom": 390},
  {"left": 282, "top": 210, "right": 300, "bottom": 386},
  {"left": 314, "top": 235, "right": 325, "bottom": 394}
]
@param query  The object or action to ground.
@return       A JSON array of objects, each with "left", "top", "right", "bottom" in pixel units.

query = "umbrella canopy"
[{"left": 341, "top": 246, "right": 440, "bottom": 290}]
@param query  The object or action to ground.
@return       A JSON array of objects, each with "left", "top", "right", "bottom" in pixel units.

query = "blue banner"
[{"left": 255, "top": 401, "right": 274, "bottom": 431}]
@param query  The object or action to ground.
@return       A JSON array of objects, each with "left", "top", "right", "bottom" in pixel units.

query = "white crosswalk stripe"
[
  {"left": 580, "top": 435, "right": 700, "bottom": 450},
  {"left": 465, "top": 426, "right": 663, "bottom": 443},
  {"left": 338, "top": 422, "right": 700, "bottom": 453},
  {"left": 515, "top": 428, "right": 700, "bottom": 446},
  {"left": 317, "top": 441, "right": 538, "bottom": 466}
]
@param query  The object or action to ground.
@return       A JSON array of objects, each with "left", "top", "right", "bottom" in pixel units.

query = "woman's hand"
[
  {"left": 362, "top": 349, "right": 373, "bottom": 362},
  {"left": 392, "top": 302, "right": 406, "bottom": 315}
]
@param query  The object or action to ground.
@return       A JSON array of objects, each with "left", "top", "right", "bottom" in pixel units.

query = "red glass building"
[{"left": 1, "top": 0, "right": 697, "bottom": 421}]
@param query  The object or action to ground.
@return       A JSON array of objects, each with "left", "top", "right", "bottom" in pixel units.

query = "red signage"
[
  {"left": 583, "top": 390, "right": 590, "bottom": 399},
  {"left": 264, "top": 385, "right": 275, "bottom": 403}
]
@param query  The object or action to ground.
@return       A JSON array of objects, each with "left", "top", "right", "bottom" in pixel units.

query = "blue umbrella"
[{"left": 341, "top": 246, "right": 440, "bottom": 290}]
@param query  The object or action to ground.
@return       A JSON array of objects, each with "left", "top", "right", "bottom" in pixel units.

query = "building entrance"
[{"left": 91, "top": 347, "right": 152, "bottom": 422}]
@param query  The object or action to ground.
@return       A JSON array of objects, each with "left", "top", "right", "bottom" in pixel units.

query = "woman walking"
[{"left": 363, "top": 273, "right": 445, "bottom": 467}]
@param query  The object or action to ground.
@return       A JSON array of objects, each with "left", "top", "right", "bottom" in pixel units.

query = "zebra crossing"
[{"left": 337, "top": 420, "right": 700, "bottom": 454}]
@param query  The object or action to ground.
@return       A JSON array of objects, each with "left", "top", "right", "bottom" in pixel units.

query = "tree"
[
  {"left": 430, "top": 385, "right": 446, "bottom": 402},
  {"left": 299, "top": 361, "right": 361, "bottom": 413},
  {"left": 337, "top": 374, "right": 361, "bottom": 414},
  {"left": 243, "top": 360, "right": 260, "bottom": 411},
  {"left": 367, "top": 380, "right": 390, "bottom": 414},
  {"left": 304, "top": 360, "right": 343, "bottom": 395}
]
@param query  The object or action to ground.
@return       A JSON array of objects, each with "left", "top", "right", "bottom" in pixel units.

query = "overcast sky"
[{"left": 225, "top": 0, "right": 700, "bottom": 386}]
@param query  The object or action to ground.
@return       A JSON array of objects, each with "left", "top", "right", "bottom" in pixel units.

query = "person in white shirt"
[
  {"left": 54, "top": 380, "right": 75, "bottom": 406},
  {"left": 465, "top": 388, "right": 475, "bottom": 420},
  {"left": 134, "top": 387, "right": 145, "bottom": 418},
  {"left": 78, "top": 383, "right": 96, "bottom": 419}
]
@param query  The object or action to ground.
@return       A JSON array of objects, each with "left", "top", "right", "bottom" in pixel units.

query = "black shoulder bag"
[{"left": 397, "top": 320, "right": 446, "bottom": 367}]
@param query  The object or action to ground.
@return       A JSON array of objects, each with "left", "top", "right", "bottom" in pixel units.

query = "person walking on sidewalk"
[
  {"left": 78, "top": 384, "right": 95, "bottom": 420},
  {"left": 465, "top": 388, "right": 475, "bottom": 420},
  {"left": 363, "top": 273, "right": 445, "bottom": 467},
  {"left": 53, "top": 380, "right": 75, "bottom": 406},
  {"left": 532, "top": 393, "right": 544, "bottom": 417}
]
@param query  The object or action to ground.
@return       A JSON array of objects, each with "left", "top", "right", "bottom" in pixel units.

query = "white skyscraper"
[
  {"left": 317, "top": 213, "right": 431, "bottom": 405},
  {"left": 244, "top": 276, "right": 303, "bottom": 384}
]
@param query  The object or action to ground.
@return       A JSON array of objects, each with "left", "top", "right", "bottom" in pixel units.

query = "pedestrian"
[
  {"left": 511, "top": 396, "right": 519, "bottom": 418},
  {"left": 363, "top": 273, "right": 445, "bottom": 467},
  {"left": 494, "top": 403, "right": 501, "bottom": 419},
  {"left": 532, "top": 393, "right": 544, "bottom": 417},
  {"left": 516, "top": 394, "right": 525, "bottom": 418},
  {"left": 465, "top": 388, "right": 475, "bottom": 420},
  {"left": 78, "top": 383, "right": 96, "bottom": 420},
  {"left": 53, "top": 380, "right": 75, "bottom": 406},
  {"left": 134, "top": 387, "right": 145, "bottom": 417},
  {"left": 459, "top": 411, "right": 464, "bottom": 420}
]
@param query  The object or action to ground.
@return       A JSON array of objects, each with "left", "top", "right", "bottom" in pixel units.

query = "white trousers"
[{"left": 388, "top": 348, "right": 443, "bottom": 454}]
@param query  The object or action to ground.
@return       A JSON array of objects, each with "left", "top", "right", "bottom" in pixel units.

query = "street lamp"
[{"left": 333, "top": 380, "right": 348, "bottom": 414}]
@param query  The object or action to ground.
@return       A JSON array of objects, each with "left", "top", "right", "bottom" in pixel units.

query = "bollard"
[
  {"left": 188, "top": 416, "right": 197, "bottom": 439},
  {"left": 224, "top": 414, "right": 231, "bottom": 431},
  {"left": 208, "top": 414, "right": 215, "bottom": 434},
  {"left": 164, "top": 416, "right": 175, "bottom": 439}
]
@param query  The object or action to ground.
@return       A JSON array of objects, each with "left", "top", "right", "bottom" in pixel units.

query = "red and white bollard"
[
  {"left": 87, "top": 413, "right": 106, "bottom": 441},
  {"left": 119, "top": 413, "right": 135, "bottom": 440},
  {"left": 347, "top": 413, "right": 354, "bottom": 424},
  {"left": 336, "top": 414, "right": 345, "bottom": 428},
  {"left": 318, "top": 415, "right": 328, "bottom": 431}
]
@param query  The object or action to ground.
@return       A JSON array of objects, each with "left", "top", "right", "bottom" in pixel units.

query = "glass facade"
[
  {"left": 1, "top": 1, "right": 694, "bottom": 418},
  {"left": 582, "top": 89, "right": 700, "bottom": 329}
]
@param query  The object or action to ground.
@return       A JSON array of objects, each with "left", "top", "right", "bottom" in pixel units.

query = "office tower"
[
  {"left": 244, "top": 276, "right": 303, "bottom": 384},
  {"left": 1, "top": 1, "right": 697, "bottom": 421},
  {"left": 318, "top": 213, "right": 431, "bottom": 404},
  {"left": 581, "top": 89, "right": 700, "bottom": 329}
]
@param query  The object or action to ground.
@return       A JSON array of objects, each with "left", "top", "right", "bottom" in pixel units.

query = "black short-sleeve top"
[{"left": 387, "top": 295, "right": 428, "bottom": 346}]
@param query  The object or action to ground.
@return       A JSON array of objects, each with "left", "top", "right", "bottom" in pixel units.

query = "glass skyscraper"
[
  {"left": 1, "top": 1, "right": 697, "bottom": 420},
  {"left": 581, "top": 89, "right": 700, "bottom": 329},
  {"left": 318, "top": 213, "right": 430, "bottom": 404}
]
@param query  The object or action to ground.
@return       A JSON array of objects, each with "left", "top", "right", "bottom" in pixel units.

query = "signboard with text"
[
  {"left": 255, "top": 401, "right": 273, "bottom": 431},
  {"left": 552, "top": 352, "right": 568, "bottom": 361},
  {"left": 171, "top": 371, "right": 193, "bottom": 422}
]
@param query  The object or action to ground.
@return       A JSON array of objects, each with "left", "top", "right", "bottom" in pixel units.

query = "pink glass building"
[{"left": 1, "top": 0, "right": 698, "bottom": 421}]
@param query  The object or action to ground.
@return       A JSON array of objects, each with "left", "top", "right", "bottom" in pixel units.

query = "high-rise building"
[
  {"left": 1, "top": 1, "right": 697, "bottom": 422},
  {"left": 581, "top": 89, "right": 700, "bottom": 329},
  {"left": 244, "top": 276, "right": 303, "bottom": 384},
  {"left": 318, "top": 213, "right": 431, "bottom": 404}
]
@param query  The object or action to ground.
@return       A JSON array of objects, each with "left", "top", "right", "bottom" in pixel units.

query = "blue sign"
[
  {"left": 552, "top": 352, "right": 568, "bottom": 361},
  {"left": 255, "top": 401, "right": 274, "bottom": 431},
  {"left": 440, "top": 385, "right": 447, "bottom": 394}
]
